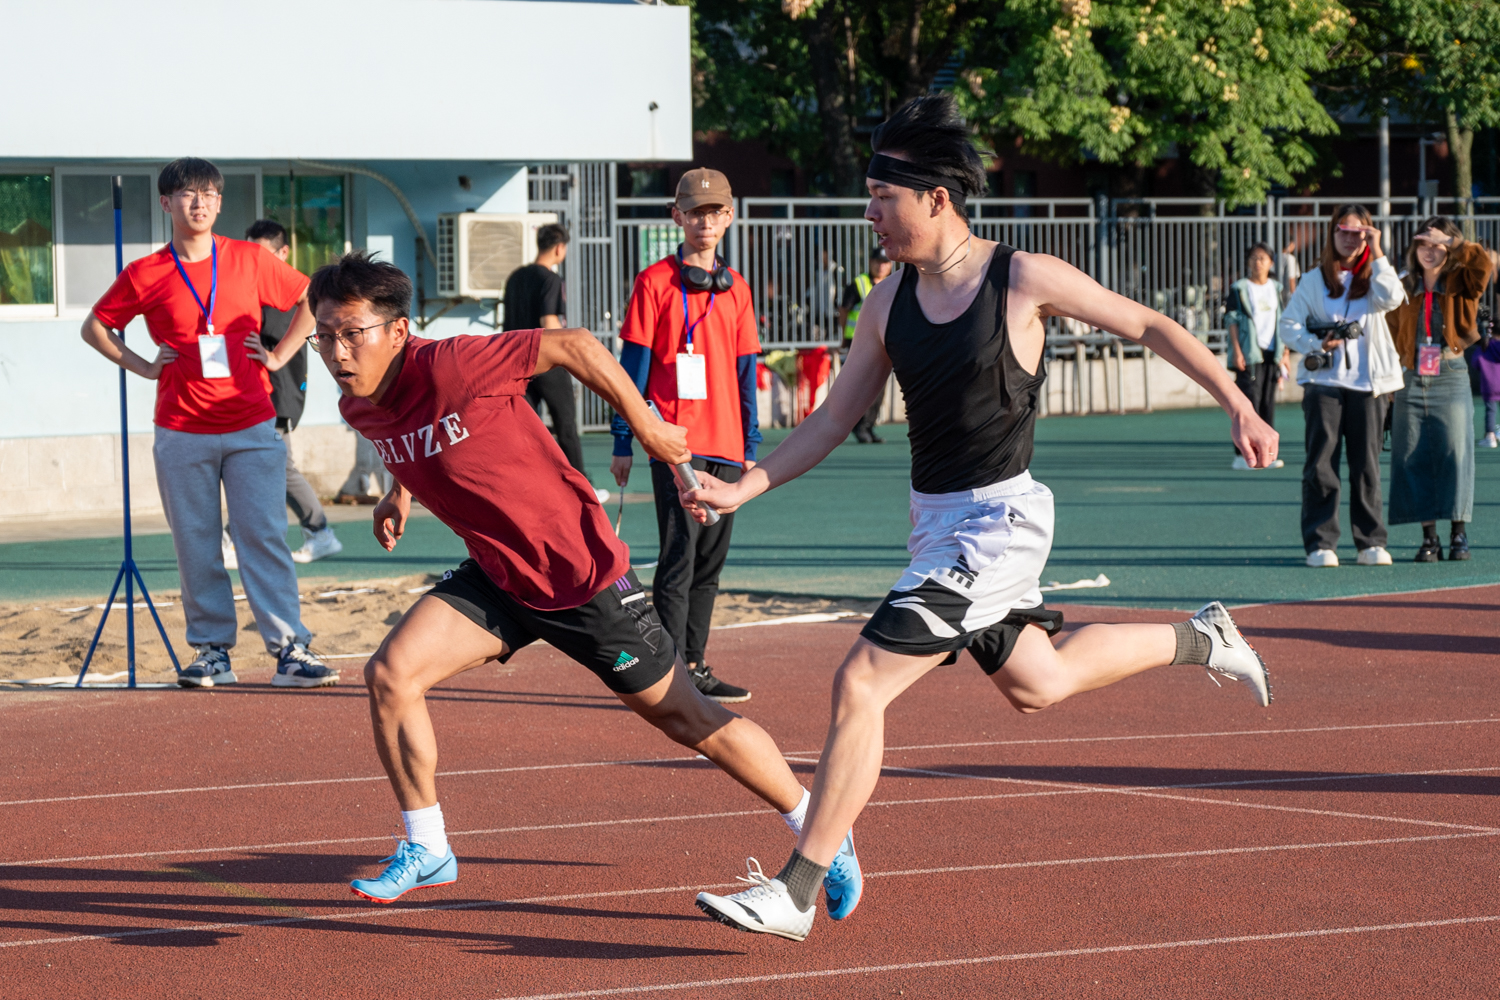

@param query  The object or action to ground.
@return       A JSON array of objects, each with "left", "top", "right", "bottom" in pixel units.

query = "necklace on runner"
[
  {"left": 169, "top": 237, "right": 229, "bottom": 379},
  {"left": 918, "top": 232, "right": 972, "bottom": 275}
]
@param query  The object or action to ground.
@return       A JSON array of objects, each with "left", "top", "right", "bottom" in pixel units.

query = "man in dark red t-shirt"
[
  {"left": 610, "top": 168, "right": 762, "bottom": 704},
  {"left": 305, "top": 253, "right": 844, "bottom": 905},
  {"left": 82, "top": 157, "right": 336, "bottom": 691}
]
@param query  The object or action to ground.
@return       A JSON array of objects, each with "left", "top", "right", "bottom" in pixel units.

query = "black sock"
[
  {"left": 775, "top": 850, "right": 828, "bottom": 911},
  {"left": 1452, "top": 521, "right": 1466, "bottom": 539},
  {"left": 1171, "top": 621, "right": 1212, "bottom": 666},
  {"left": 1423, "top": 523, "right": 1440, "bottom": 540}
]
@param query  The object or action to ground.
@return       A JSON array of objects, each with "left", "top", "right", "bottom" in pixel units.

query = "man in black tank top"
[{"left": 689, "top": 96, "right": 1281, "bottom": 944}]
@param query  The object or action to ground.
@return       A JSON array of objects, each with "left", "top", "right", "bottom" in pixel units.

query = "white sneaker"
[
  {"left": 1357, "top": 546, "right": 1393, "bottom": 566},
  {"left": 695, "top": 858, "right": 815, "bottom": 942},
  {"left": 1269, "top": 458, "right": 1285, "bottom": 469},
  {"left": 1305, "top": 549, "right": 1339, "bottom": 568},
  {"left": 1481, "top": 432, "right": 1498, "bottom": 449},
  {"left": 594, "top": 487, "right": 612, "bottom": 504},
  {"left": 291, "top": 526, "right": 343, "bottom": 564},
  {"left": 1187, "top": 601, "right": 1271, "bottom": 707},
  {"left": 1230, "top": 456, "right": 1252, "bottom": 471},
  {"left": 222, "top": 529, "right": 238, "bottom": 571}
]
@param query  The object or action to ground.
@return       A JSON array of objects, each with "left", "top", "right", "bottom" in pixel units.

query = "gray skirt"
[{"left": 1388, "top": 360, "right": 1475, "bottom": 523}]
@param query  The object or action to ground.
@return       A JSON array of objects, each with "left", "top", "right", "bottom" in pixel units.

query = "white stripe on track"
[
  {"left": 8, "top": 766, "right": 1494, "bottom": 868},
  {"left": 871, "top": 763, "right": 1500, "bottom": 833},
  {"left": 5, "top": 716, "right": 1493, "bottom": 809},
  {"left": 488, "top": 914, "right": 1500, "bottom": 1000},
  {"left": 0, "top": 831, "right": 1490, "bottom": 951},
  {"left": 876, "top": 716, "right": 1500, "bottom": 755}
]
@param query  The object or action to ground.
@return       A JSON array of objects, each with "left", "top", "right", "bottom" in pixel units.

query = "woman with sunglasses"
[{"left": 1387, "top": 218, "right": 1494, "bottom": 562}]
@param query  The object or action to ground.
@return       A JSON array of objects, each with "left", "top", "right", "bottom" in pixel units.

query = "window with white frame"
[
  {"left": 0, "top": 174, "right": 55, "bottom": 309},
  {"left": 56, "top": 169, "right": 158, "bottom": 314}
]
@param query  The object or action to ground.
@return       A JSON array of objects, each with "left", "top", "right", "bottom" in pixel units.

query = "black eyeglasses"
[{"left": 309, "top": 320, "right": 392, "bottom": 352}]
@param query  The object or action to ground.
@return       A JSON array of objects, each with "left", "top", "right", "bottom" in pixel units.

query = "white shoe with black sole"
[
  {"left": 1188, "top": 601, "right": 1271, "bottom": 707},
  {"left": 695, "top": 858, "right": 815, "bottom": 942}
]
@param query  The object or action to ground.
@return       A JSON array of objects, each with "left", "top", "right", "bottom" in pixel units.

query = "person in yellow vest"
[{"left": 837, "top": 247, "right": 893, "bottom": 442}]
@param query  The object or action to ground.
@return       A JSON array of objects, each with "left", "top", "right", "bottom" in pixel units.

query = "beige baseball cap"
[{"left": 675, "top": 168, "right": 733, "bottom": 211}]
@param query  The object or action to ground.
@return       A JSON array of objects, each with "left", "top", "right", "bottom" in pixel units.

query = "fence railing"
[{"left": 528, "top": 177, "right": 1500, "bottom": 430}]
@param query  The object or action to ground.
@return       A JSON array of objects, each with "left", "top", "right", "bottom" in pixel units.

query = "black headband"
[{"left": 866, "top": 153, "right": 970, "bottom": 214}]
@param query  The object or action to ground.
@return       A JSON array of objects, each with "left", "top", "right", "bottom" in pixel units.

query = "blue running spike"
[
  {"left": 350, "top": 840, "right": 457, "bottom": 904},
  {"left": 823, "top": 830, "right": 862, "bottom": 920}
]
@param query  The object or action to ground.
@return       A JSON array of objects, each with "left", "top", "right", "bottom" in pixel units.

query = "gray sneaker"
[
  {"left": 179, "top": 645, "right": 236, "bottom": 689},
  {"left": 272, "top": 642, "right": 339, "bottom": 688}
]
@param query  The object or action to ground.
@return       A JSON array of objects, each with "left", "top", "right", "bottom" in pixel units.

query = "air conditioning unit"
[{"left": 435, "top": 212, "right": 558, "bottom": 299}]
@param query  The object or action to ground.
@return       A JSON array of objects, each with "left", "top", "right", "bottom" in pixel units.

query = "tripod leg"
[
  {"left": 77, "top": 564, "right": 127, "bottom": 687},
  {"left": 133, "top": 563, "right": 183, "bottom": 675},
  {"left": 125, "top": 557, "right": 136, "bottom": 689}
]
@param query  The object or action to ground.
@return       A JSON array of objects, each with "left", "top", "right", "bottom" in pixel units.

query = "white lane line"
[
  {"left": 878, "top": 717, "right": 1500, "bottom": 755},
  {"left": 0, "top": 755, "right": 702, "bottom": 808},
  {"left": 1, "top": 831, "right": 1490, "bottom": 951},
  {"left": 489, "top": 915, "right": 1500, "bottom": 1000},
  {"left": 9, "top": 765, "right": 1493, "bottom": 868},
  {"left": 872, "top": 763, "right": 1500, "bottom": 833},
  {"left": 7, "top": 717, "right": 1494, "bottom": 810}
]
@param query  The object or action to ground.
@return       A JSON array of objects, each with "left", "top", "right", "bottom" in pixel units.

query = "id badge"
[
  {"left": 198, "top": 333, "right": 231, "bottom": 379},
  {"left": 1417, "top": 343, "right": 1442, "bottom": 376},
  {"left": 675, "top": 352, "right": 707, "bottom": 400}
]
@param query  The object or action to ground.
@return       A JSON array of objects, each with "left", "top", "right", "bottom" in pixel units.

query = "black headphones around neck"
[{"left": 677, "top": 244, "right": 734, "bottom": 293}]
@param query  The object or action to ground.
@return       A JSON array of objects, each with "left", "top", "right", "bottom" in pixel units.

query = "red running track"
[{"left": 1, "top": 587, "right": 1497, "bottom": 998}]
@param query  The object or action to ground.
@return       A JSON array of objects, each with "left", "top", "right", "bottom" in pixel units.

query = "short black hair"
[
  {"left": 246, "top": 219, "right": 289, "bottom": 250},
  {"left": 870, "top": 95, "right": 987, "bottom": 220},
  {"left": 158, "top": 157, "right": 224, "bottom": 197},
  {"left": 309, "top": 251, "right": 412, "bottom": 323},
  {"left": 536, "top": 223, "right": 569, "bottom": 254},
  {"left": 1245, "top": 242, "right": 1274, "bottom": 266}
]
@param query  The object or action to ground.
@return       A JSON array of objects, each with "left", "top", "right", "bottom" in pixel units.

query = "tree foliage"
[
  {"left": 1331, "top": 1, "right": 1500, "bottom": 213},
  {"left": 957, "top": 0, "right": 1349, "bottom": 207}
]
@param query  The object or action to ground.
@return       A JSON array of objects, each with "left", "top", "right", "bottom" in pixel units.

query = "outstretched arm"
[
  {"left": 682, "top": 302, "right": 893, "bottom": 516},
  {"left": 1013, "top": 254, "right": 1278, "bottom": 467},
  {"left": 535, "top": 328, "right": 690, "bottom": 465}
]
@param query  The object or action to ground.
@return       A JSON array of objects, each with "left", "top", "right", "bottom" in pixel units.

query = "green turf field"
[{"left": 2, "top": 404, "right": 1495, "bottom": 608}]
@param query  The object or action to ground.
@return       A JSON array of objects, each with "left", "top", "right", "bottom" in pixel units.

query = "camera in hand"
[{"left": 1302, "top": 318, "right": 1363, "bottom": 371}]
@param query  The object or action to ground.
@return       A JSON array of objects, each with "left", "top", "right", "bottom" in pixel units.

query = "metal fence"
[{"left": 525, "top": 171, "right": 1500, "bottom": 430}]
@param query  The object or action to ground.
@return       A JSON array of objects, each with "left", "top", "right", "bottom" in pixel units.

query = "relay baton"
[{"left": 645, "top": 402, "right": 720, "bottom": 525}]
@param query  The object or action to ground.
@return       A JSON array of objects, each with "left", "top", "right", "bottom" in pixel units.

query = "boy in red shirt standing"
[
  {"left": 609, "top": 169, "right": 759, "bottom": 704},
  {"left": 300, "top": 252, "right": 849, "bottom": 904},
  {"left": 81, "top": 158, "right": 336, "bottom": 690}
]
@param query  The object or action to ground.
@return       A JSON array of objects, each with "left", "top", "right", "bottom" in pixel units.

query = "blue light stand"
[{"left": 77, "top": 176, "right": 182, "bottom": 688}]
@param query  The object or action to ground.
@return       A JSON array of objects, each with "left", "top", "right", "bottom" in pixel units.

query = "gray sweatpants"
[
  {"left": 154, "top": 419, "right": 311, "bottom": 653},
  {"left": 282, "top": 427, "right": 329, "bottom": 533}
]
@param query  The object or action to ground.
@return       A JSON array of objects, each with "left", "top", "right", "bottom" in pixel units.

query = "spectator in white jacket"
[{"left": 1279, "top": 204, "right": 1406, "bottom": 569}]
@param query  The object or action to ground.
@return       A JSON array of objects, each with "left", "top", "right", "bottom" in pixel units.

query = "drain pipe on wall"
[{"left": 293, "top": 159, "right": 437, "bottom": 270}]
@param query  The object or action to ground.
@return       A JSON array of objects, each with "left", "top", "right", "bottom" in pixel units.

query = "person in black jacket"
[{"left": 223, "top": 221, "right": 342, "bottom": 567}]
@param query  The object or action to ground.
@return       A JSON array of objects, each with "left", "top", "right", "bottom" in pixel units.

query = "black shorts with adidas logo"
[{"left": 428, "top": 559, "right": 676, "bottom": 695}]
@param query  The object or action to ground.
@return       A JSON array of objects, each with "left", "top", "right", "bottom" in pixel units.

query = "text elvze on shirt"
[{"left": 367, "top": 412, "right": 471, "bottom": 466}]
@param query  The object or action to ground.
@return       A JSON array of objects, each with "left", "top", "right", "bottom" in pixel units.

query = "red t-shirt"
[
  {"left": 338, "top": 332, "right": 629, "bottom": 611},
  {"left": 92, "top": 236, "right": 308, "bottom": 434},
  {"left": 618, "top": 256, "right": 762, "bottom": 463}
]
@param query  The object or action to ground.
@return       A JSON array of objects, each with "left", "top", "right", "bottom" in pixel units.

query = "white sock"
[
  {"left": 780, "top": 788, "right": 811, "bottom": 836},
  {"left": 401, "top": 803, "right": 449, "bottom": 858}
]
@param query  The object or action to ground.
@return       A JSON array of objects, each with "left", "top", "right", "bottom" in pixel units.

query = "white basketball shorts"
[{"left": 860, "top": 470, "right": 1064, "bottom": 673}]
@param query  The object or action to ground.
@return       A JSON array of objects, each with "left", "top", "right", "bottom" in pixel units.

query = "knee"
[
  {"left": 830, "top": 659, "right": 884, "bottom": 713},
  {"left": 364, "top": 655, "right": 421, "bottom": 708},
  {"left": 646, "top": 702, "right": 725, "bottom": 748}
]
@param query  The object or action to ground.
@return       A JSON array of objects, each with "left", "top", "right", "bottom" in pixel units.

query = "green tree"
[
  {"left": 957, "top": 0, "right": 1350, "bottom": 208},
  {"left": 1332, "top": 1, "right": 1500, "bottom": 218},
  {"left": 689, "top": 0, "right": 998, "bottom": 194}
]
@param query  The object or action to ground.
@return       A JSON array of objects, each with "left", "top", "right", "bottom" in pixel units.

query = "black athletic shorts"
[
  {"left": 861, "top": 592, "right": 1064, "bottom": 676},
  {"left": 428, "top": 559, "right": 676, "bottom": 695}
]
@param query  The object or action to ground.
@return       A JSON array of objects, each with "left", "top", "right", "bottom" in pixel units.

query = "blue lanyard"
[
  {"left": 680, "top": 282, "right": 716, "bottom": 352},
  {"left": 677, "top": 248, "right": 717, "bottom": 353},
  {"left": 169, "top": 237, "right": 218, "bottom": 335}
]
